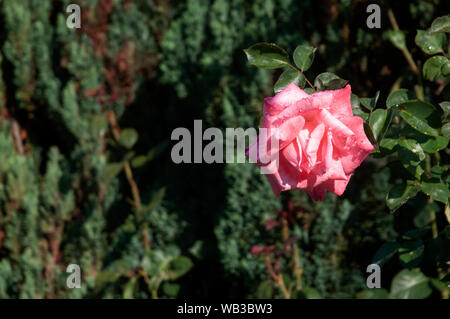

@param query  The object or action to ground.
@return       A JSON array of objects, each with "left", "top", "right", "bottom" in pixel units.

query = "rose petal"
[
  {"left": 319, "top": 108, "right": 354, "bottom": 138},
  {"left": 305, "top": 123, "right": 325, "bottom": 168},
  {"left": 264, "top": 83, "right": 309, "bottom": 116}
]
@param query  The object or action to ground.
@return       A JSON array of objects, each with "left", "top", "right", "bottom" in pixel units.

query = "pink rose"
[{"left": 247, "top": 83, "right": 374, "bottom": 201}]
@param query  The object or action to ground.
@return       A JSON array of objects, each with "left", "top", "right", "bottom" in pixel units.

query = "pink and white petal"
[
  {"left": 305, "top": 123, "right": 325, "bottom": 168},
  {"left": 319, "top": 108, "right": 354, "bottom": 138},
  {"left": 324, "top": 174, "right": 351, "bottom": 196},
  {"left": 336, "top": 116, "right": 374, "bottom": 174},
  {"left": 281, "top": 139, "right": 302, "bottom": 170},
  {"left": 263, "top": 83, "right": 309, "bottom": 116},
  {"left": 262, "top": 154, "right": 302, "bottom": 197},
  {"left": 309, "top": 90, "right": 333, "bottom": 110},
  {"left": 274, "top": 115, "right": 305, "bottom": 149},
  {"left": 328, "top": 85, "right": 353, "bottom": 119}
]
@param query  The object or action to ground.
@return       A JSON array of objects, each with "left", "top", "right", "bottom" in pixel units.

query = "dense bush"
[{"left": 0, "top": 0, "right": 448, "bottom": 298}]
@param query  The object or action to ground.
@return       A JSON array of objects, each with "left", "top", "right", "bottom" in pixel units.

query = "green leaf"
[
  {"left": 380, "top": 138, "right": 398, "bottom": 154},
  {"left": 369, "top": 109, "right": 392, "bottom": 141},
  {"left": 386, "top": 181, "right": 421, "bottom": 212},
  {"left": 386, "top": 89, "right": 415, "bottom": 108},
  {"left": 351, "top": 94, "right": 360, "bottom": 108},
  {"left": 274, "top": 68, "right": 305, "bottom": 93},
  {"left": 102, "top": 162, "right": 124, "bottom": 180},
  {"left": 418, "top": 135, "right": 448, "bottom": 153},
  {"left": 123, "top": 277, "right": 137, "bottom": 299},
  {"left": 161, "top": 282, "right": 180, "bottom": 297},
  {"left": 439, "top": 102, "right": 450, "bottom": 114},
  {"left": 372, "top": 242, "right": 398, "bottom": 266},
  {"left": 430, "top": 15, "right": 450, "bottom": 34},
  {"left": 430, "top": 278, "right": 447, "bottom": 292},
  {"left": 351, "top": 94, "right": 369, "bottom": 120},
  {"left": 440, "top": 101, "right": 450, "bottom": 114},
  {"left": 303, "top": 286, "right": 321, "bottom": 299},
  {"left": 363, "top": 122, "right": 379, "bottom": 151},
  {"left": 398, "top": 240, "right": 424, "bottom": 268},
  {"left": 430, "top": 166, "right": 446, "bottom": 179},
  {"left": 402, "top": 228, "right": 430, "bottom": 241},
  {"left": 421, "top": 181, "right": 450, "bottom": 204},
  {"left": 131, "top": 155, "right": 149, "bottom": 168},
  {"left": 443, "top": 61, "right": 450, "bottom": 76},
  {"left": 314, "top": 72, "right": 348, "bottom": 91},
  {"left": 244, "top": 43, "right": 289, "bottom": 69},
  {"left": 384, "top": 30, "right": 406, "bottom": 50},
  {"left": 390, "top": 269, "right": 432, "bottom": 299},
  {"left": 415, "top": 30, "right": 446, "bottom": 55},
  {"left": 423, "top": 56, "right": 449, "bottom": 81},
  {"left": 118, "top": 128, "right": 139, "bottom": 149},
  {"left": 398, "top": 101, "right": 441, "bottom": 136},
  {"left": 398, "top": 139, "right": 426, "bottom": 179},
  {"left": 256, "top": 280, "right": 273, "bottom": 298},
  {"left": 360, "top": 91, "right": 380, "bottom": 111},
  {"left": 293, "top": 44, "right": 316, "bottom": 71},
  {"left": 95, "top": 270, "right": 119, "bottom": 289},
  {"left": 165, "top": 256, "right": 193, "bottom": 280},
  {"left": 442, "top": 122, "right": 450, "bottom": 138},
  {"left": 398, "top": 126, "right": 448, "bottom": 152},
  {"left": 357, "top": 289, "right": 389, "bottom": 299}
]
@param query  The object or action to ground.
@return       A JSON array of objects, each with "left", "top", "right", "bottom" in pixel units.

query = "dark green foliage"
[{"left": 0, "top": 0, "right": 448, "bottom": 299}]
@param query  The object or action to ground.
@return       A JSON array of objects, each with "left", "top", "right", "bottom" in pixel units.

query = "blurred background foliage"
[{"left": 0, "top": 0, "right": 448, "bottom": 298}]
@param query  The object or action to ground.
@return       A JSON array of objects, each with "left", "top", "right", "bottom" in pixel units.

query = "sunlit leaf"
[
  {"left": 398, "top": 101, "right": 441, "bottom": 136},
  {"left": 415, "top": 30, "right": 446, "bottom": 55},
  {"left": 384, "top": 30, "right": 406, "bottom": 50},
  {"left": 398, "top": 139, "right": 426, "bottom": 179},
  {"left": 430, "top": 15, "right": 450, "bottom": 34},
  {"left": 293, "top": 44, "right": 316, "bottom": 71},
  {"left": 390, "top": 269, "right": 431, "bottom": 299},
  {"left": 274, "top": 68, "right": 305, "bottom": 93},
  {"left": 386, "top": 89, "right": 415, "bottom": 108},
  {"left": 398, "top": 240, "right": 424, "bottom": 268},
  {"left": 314, "top": 72, "right": 348, "bottom": 91},
  {"left": 421, "top": 181, "right": 450, "bottom": 204},
  {"left": 386, "top": 181, "right": 421, "bottom": 212},
  {"left": 369, "top": 109, "right": 392, "bottom": 141},
  {"left": 423, "top": 56, "right": 449, "bottom": 81},
  {"left": 360, "top": 91, "right": 380, "bottom": 111},
  {"left": 244, "top": 43, "right": 289, "bottom": 69},
  {"left": 118, "top": 128, "right": 139, "bottom": 149}
]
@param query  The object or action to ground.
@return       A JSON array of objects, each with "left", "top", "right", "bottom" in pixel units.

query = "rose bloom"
[{"left": 247, "top": 83, "right": 374, "bottom": 201}]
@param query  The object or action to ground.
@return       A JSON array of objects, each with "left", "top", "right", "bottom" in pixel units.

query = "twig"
[
  {"left": 387, "top": 8, "right": 418, "bottom": 75},
  {"left": 105, "top": 110, "right": 150, "bottom": 251},
  {"left": 286, "top": 63, "right": 315, "bottom": 90},
  {"left": 264, "top": 256, "right": 291, "bottom": 299},
  {"left": 11, "top": 119, "right": 24, "bottom": 155}
]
